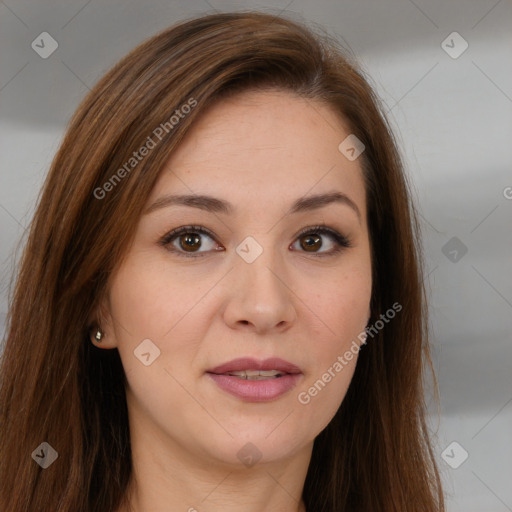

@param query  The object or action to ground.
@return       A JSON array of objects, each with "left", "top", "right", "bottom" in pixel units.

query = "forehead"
[{"left": 150, "top": 90, "right": 366, "bottom": 221}]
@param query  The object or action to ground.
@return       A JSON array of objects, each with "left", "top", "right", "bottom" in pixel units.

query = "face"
[{"left": 99, "top": 89, "right": 372, "bottom": 469}]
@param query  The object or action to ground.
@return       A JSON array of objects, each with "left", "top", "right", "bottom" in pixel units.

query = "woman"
[{"left": 0, "top": 10, "right": 445, "bottom": 512}]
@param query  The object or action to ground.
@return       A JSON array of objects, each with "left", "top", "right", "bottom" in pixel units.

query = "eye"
[
  {"left": 290, "top": 225, "right": 352, "bottom": 256},
  {"left": 159, "top": 224, "right": 352, "bottom": 258},
  {"left": 159, "top": 225, "right": 223, "bottom": 257}
]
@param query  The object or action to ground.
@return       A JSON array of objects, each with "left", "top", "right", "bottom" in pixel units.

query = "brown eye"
[
  {"left": 160, "top": 225, "right": 221, "bottom": 257},
  {"left": 300, "top": 233, "right": 322, "bottom": 252},
  {"left": 291, "top": 226, "right": 352, "bottom": 256},
  {"left": 179, "top": 233, "right": 201, "bottom": 252}
]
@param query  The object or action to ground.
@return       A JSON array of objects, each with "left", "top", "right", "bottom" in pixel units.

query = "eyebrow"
[{"left": 144, "top": 191, "right": 361, "bottom": 222}]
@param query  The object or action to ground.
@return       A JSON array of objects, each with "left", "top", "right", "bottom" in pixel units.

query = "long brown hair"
[{"left": 0, "top": 11, "right": 444, "bottom": 511}]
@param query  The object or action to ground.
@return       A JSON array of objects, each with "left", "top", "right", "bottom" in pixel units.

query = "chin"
[{"left": 198, "top": 426, "right": 306, "bottom": 468}]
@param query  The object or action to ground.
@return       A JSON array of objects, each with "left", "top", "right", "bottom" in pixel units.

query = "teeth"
[{"left": 226, "top": 369, "right": 283, "bottom": 379}]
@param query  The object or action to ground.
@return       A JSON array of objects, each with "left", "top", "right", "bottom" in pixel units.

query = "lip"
[
  {"left": 206, "top": 357, "right": 303, "bottom": 403},
  {"left": 207, "top": 357, "right": 302, "bottom": 375}
]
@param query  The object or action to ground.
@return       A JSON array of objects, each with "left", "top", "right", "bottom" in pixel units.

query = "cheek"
[
  {"left": 106, "top": 253, "right": 228, "bottom": 394},
  {"left": 304, "top": 262, "right": 372, "bottom": 343},
  {"left": 106, "top": 257, "right": 211, "bottom": 414},
  {"left": 294, "top": 262, "right": 371, "bottom": 422},
  {"left": 108, "top": 254, "right": 213, "bottom": 341}
]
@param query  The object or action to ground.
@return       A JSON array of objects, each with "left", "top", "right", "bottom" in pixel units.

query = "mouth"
[
  {"left": 217, "top": 369, "right": 286, "bottom": 380},
  {"left": 206, "top": 357, "right": 303, "bottom": 402},
  {"left": 207, "top": 357, "right": 302, "bottom": 378}
]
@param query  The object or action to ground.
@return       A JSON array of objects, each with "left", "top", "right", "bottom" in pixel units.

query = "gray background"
[{"left": 1, "top": 1, "right": 511, "bottom": 510}]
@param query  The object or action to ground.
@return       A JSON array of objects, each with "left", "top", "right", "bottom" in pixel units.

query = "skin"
[{"left": 94, "top": 89, "right": 372, "bottom": 512}]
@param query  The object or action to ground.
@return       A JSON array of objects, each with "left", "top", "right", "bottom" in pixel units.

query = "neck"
[{"left": 117, "top": 424, "right": 312, "bottom": 512}]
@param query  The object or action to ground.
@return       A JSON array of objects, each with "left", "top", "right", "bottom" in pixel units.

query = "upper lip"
[{"left": 207, "top": 357, "right": 302, "bottom": 375}]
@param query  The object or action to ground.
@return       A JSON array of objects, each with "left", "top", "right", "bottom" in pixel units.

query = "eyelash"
[{"left": 158, "top": 224, "right": 352, "bottom": 258}]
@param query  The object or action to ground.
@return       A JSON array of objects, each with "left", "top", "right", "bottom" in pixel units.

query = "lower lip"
[{"left": 207, "top": 373, "right": 302, "bottom": 402}]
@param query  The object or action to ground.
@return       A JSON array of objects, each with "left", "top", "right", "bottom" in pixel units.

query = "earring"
[{"left": 94, "top": 328, "right": 103, "bottom": 343}]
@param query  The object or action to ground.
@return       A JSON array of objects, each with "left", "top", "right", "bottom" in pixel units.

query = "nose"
[{"left": 222, "top": 248, "right": 297, "bottom": 334}]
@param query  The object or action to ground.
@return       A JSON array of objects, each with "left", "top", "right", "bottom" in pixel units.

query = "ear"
[{"left": 87, "top": 292, "right": 117, "bottom": 349}]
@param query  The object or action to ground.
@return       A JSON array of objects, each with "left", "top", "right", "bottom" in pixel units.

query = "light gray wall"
[{"left": 1, "top": 1, "right": 511, "bottom": 510}]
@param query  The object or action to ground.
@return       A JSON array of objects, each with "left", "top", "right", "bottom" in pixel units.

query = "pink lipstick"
[{"left": 206, "top": 357, "right": 302, "bottom": 402}]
